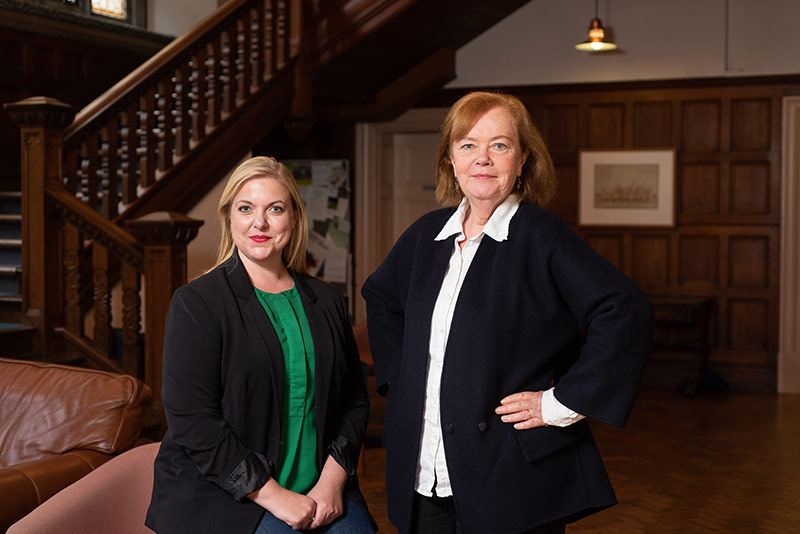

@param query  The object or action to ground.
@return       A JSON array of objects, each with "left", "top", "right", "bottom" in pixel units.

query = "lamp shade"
[{"left": 575, "top": 17, "right": 617, "bottom": 51}]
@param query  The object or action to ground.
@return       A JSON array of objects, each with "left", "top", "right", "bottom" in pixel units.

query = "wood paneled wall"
[
  {"left": 0, "top": 26, "right": 164, "bottom": 189},
  {"left": 496, "top": 79, "right": 800, "bottom": 392},
  {"left": 431, "top": 77, "right": 800, "bottom": 391}
]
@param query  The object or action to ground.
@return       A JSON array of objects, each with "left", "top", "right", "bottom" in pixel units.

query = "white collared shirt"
[{"left": 414, "top": 194, "right": 584, "bottom": 497}]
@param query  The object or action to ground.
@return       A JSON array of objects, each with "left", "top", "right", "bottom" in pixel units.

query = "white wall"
[
  {"left": 449, "top": 0, "right": 800, "bottom": 88},
  {"left": 147, "top": 0, "right": 218, "bottom": 36}
]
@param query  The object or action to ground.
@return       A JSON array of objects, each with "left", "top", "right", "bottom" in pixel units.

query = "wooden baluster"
[
  {"left": 209, "top": 36, "right": 222, "bottom": 127},
  {"left": 240, "top": 10, "right": 252, "bottom": 98},
  {"left": 127, "top": 212, "right": 203, "bottom": 432},
  {"left": 176, "top": 62, "right": 191, "bottom": 156},
  {"left": 104, "top": 117, "right": 120, "bottom": 218},
  {"left": 224, "top": 24, "right": 237, "bottom": 113},
  {"left": 4, "top": 97, "right": 76, "bottom": 354},
  {"left": 141, "top": 89, "right": 157, "bottom": 187},
  {"left": 78, "top": 142, "right": 89, "bottom": 200},
  {"left": 254, "top": 1, "right": 265, "bottom": 83},
  {"left": 158, "top": 75, "right": 174, "bottom": 172},
  {"left": 92, "top": 243, "right": 114, "bottom": 357},
  {"left": 64, "top": 146, "right": 78, "bottom": 194},
  {"left": 121, "top": 101, "right": 139, "bottom": 206},
  {"left": 120, "top": 261, "right": 142, "bottom": 377},
  {"left": 282, "top": 0, "right": 291, "bottom": 65},
  {"left": 98, "top": 129, "right": 108, "bottom": 211},
  {"left": 269, "top": 0, "right": 279, "bottom": 74},
  {"left": 63, "top": 221, "right": 83, "bottom": 336},
  {"left": 193, "top": 45, "right": 208, "bottom": 141},
  {"left": 84, "top": 133, "right": 99, "bottom": 209}
]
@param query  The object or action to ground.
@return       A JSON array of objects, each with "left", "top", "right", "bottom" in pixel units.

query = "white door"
[
  {"left": 355, "top": 108, "right": 449, "bottom": 321},
  {"left": 389, "top": 133, "right": 441, "bottom": 245}
]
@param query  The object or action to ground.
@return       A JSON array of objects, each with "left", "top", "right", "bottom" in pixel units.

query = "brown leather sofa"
[{"left": 0, "top": 357, "right": 152, "bottom": 532}]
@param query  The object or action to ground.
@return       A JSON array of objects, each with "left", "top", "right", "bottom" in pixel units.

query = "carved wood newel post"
[
  {"left": 126, "top": 212, "right": 203, "bottom": 421},
  {"left": 4, "top": 97, "right": 76, "bottom": 354}
]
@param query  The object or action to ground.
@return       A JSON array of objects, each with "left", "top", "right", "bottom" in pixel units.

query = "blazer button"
[
  {"left": 445, "top": 423, "right": 454, "bottom": 434},
  {"left": 478, "top": 421, "right": 488, "bottom": 432}
]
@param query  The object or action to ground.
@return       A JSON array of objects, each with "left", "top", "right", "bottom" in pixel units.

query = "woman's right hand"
[{"left": 248, "top": 478, "right": 317, "bottom": 531}]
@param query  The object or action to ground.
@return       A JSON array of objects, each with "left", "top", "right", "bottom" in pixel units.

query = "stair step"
[
  {"left": 0, "top": 293, "right": 23, "bottom": 324},
  {"left": 0, "top": 322, "right": 29, "bottom": 331},
  {"left": 0, "top": 191, "right": 21, "bottom": 216},
  {"left": 0, "top": 213, "right": 21, "bottom": 240},
  {"left": 0, "top": 238, "right": 22, "bottom": 248},
  {"left": 0, "top": 265, "right": 21, "bottom": 275}
]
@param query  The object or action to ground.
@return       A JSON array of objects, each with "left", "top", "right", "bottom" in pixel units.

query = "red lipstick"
[{"left": 250, "top": 235, "right": 271, "bottom": 243}]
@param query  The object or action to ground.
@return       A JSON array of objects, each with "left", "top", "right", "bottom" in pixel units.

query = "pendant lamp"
[{"left": 575, "top": 0, "right": 617, "bottom": 52}]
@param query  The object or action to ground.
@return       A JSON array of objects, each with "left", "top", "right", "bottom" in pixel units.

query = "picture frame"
[{"left": 578, "top": 149, "right": 676, "bottom": 227}]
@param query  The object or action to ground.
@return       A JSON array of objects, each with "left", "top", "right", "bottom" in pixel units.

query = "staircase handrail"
[
  {"left": 58, "top": 0, "right": 295, "bottom": 223},
  {"left": 47, "top": 188, "right": 143, "bottom": 269},
  {"left": 64, "top": 0, "right": 289, "bottom": 143}
]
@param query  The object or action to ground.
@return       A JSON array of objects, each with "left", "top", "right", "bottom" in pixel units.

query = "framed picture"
[{"left": 578, "top": 149, "right": 676, "bottom": 227}]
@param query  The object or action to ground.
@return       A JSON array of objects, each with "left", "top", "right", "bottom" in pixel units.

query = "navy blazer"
[
  {"left": 362, "top": 204, "right": 653, "bottom": 534},
  {"left": 146, "top": 253, "right": 372, "bottom": 534}
]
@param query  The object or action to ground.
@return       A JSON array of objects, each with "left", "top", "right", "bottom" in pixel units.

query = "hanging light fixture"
[{"left": 575, "top": 0, "right": 617, "bottom": 52}]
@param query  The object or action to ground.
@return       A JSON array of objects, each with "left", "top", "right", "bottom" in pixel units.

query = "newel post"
[
  {"left": 126, "top": 212, "right": 203, "bottom": 423},
  {"left": 3, "top": 97, "right": 76, "bottom": 354}
]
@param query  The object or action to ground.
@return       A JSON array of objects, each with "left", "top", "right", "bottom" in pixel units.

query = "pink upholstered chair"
[{"left": 7, "top": 442, "right": 160, "bottom": 534}]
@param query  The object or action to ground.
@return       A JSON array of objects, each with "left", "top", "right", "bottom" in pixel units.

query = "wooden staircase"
[{"left": 3, "top": 0, "right": 297, "bottom": 423}]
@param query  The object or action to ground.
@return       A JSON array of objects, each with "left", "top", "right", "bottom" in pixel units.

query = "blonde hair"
[
  {"left": 434, "top": 91, "right": 556, "bottom": 207},
  {"left": 212, "top": 156, "right": 309, "bottom": 274}
]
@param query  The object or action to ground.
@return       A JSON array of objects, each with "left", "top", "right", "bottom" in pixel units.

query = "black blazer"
[
  {"left": 362, "top": 204, "right": 653, "bottom": 534},
  {"left": 146, "top": 253, "right": 372, "bottom": 534}
]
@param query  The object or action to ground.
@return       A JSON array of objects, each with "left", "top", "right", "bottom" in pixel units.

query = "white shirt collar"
[{"left": 434, "top": 194, "right": 520, "bottom": 242}]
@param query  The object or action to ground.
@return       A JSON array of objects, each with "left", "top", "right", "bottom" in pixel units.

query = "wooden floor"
[{"left": 358, "top": 387, "right": 800, "bottom": 533}]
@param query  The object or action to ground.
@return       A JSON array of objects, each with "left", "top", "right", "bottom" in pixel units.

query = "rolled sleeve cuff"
[
  {"left": 542, "top": 387, "right": 586, "bottom": 427},
  {"left": 217, "top": 450, "right": 273, "bottom": 501},
  {"left": 328, "top": 435, "right": 359, "bottom": 477}
]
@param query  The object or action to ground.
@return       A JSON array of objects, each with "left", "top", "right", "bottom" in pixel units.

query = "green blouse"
[{"left": 255, "top": 285, "right": 319, "bottom": 494}]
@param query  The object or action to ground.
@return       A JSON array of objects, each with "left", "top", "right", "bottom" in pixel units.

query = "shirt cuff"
[{"left": 541, "top": 387, "right": 585, "bottom": 427}]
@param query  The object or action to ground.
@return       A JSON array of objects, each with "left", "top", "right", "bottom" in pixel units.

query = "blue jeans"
[{"left": 254, "top": 498, "right": 374, "bottom": 534}]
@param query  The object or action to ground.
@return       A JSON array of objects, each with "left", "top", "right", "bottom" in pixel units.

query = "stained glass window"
[{"left": 91, "top": 0, "right": 126, "bottom": 19}]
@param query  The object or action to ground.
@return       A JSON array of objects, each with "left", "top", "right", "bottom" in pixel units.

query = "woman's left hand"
[
  {"left": 496, "top": 391, "right": 547, "bottom": 429},
  {"left": 306, "top": 456, "right": 348, "bottom": 529}
]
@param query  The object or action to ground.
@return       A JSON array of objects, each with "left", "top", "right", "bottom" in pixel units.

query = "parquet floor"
[{"left": 358, "top": 388, "right": 800, "bottom": 533}]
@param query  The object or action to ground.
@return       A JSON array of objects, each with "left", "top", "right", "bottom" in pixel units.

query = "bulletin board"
[{"left": 284, "top": 159, "right": 353, "bottom": 316}]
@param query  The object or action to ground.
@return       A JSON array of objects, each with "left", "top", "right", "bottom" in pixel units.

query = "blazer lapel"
[
  {"left": 404, "top": 236, "right": 455, "bottom": 374},
  {"left": 224, "top": 252, "right": 284, "bottom": 419}
]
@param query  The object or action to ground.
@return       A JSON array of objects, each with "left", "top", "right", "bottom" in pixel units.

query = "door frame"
[
  {"left": 779, "top": 96, "right": 800, "bottom": 393},
  {"left": 354, "top": 108, "right": 448, "bottom": 322}
]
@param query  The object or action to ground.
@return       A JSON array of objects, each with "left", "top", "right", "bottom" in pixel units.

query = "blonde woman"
[{"left": 147, "top": 157, "right": 375, "bottom": 534}]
